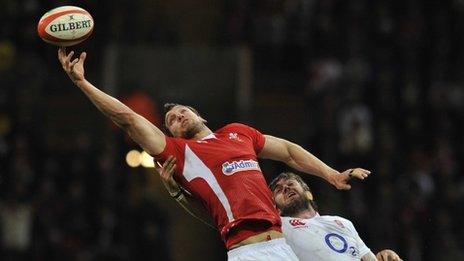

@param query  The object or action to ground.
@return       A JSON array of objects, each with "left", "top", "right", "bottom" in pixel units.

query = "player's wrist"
[
  {"left": 170, "top": 189, "right": 185, "bottom": 202},
  {"left": 325, "top": 169, "right": 339, "bottom": 185},
  {"left": 72, "top": 77, "right": 86, "bottom": 85},
  {"left": 169, "top": 187, "right": 183, "bottom": 199}
]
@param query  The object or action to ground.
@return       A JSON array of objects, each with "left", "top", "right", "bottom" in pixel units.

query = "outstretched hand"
[
  {"left": 58, "top": 47, "right": 87, "bottom": 83},
  {"left": 155, "top": 156, "right": 180, "bottom": 195},
  {"left": 330, "top": 168, "right": 371, "bottom": 190},
  {"left": 376, "top": 249, "right": 403, "bottom": 261}
]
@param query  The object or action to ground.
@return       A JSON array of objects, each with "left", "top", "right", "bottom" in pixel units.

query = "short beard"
[
  {"left": 279, "top": 193, "right": 312, "bottom": 217},
  {"left": 182, "top": 122, "right": 204, "bottom": 139}
]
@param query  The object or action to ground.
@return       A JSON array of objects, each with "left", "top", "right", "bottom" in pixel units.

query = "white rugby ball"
[{"left": 37, "top": 6, "right": 94, "bottom": 46}]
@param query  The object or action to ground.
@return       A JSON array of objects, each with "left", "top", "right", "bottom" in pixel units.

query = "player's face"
[
  {"left": 272, "top": 178, "right": 310, "bottom": 216},
  {"left": 165, "top": 105, "right": 205, "bottom": 139}
]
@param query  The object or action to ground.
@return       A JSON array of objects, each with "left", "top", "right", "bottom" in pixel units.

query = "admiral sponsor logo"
[
  {"left": 289, "top": 219, "right": 307, "bottom": 228},
  {"left": 222, "top": 160, "right": 260, "bottom": 175}
]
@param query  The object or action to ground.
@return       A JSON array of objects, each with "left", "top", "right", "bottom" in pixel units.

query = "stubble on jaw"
[
  {"left": 182, "top": 122, "right": 204, "bottom": 139},
  {"left": 278, "top": 192, "right": 311, "bottom": 217}
]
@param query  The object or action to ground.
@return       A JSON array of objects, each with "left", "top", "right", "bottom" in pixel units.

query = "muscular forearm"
[
  {"left": 285, "top": 142, "right": 338, "bottom": 182},
  {"left": 261, "top": 135, "right": 370, "bottom": 190},
  {"left": 74, "top": 79, "right": 134, "bottom": 128},
  {"left": 73, "top": 79, "right": 165, "bottom": 155},
  {"left": 260, "top": 136, "right": 339, "bottom": 182}
]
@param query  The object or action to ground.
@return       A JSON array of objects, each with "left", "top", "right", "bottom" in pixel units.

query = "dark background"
[{"left": 1, "top": 0, "right": 463, "bottom": 260}]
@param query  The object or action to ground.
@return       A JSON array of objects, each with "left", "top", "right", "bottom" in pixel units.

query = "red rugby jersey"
[{"left": 156, "top": 123, "right": 281, "bottom": 249}]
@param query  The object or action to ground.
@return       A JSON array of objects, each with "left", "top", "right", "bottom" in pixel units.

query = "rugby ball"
[{"left": 37, "top": 6, "right": 94, "bottom": 46}]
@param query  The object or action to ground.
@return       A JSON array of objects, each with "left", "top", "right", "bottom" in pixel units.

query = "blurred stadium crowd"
[{"left": 1, "top": 0, "right": 463, "bottom": 260}]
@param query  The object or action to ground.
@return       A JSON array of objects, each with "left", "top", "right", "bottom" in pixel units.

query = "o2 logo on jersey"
[
  {"left": 324, "top": 233, "right": 359, "bottom": 257},
  {"left": 348, "top": 246, "right": 360, "bottom": 257},
  {"left": 324, "top": 233, "right": 348, "bottom": 253},
  {"left": 222, "top": 160, "right": 261, "bottom": 175}
]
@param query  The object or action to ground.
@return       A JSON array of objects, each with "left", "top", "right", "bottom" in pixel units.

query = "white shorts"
[{"left": 227, "top": 238, "right": 299, "bottom": 261}]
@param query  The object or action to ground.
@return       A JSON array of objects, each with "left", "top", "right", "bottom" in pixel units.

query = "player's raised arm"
[
  {"left": 258, "top": 135, "right": 371, "bottom": 190},
  {"left": 58, "top": 47, "right": 166, "bottom": 155}
]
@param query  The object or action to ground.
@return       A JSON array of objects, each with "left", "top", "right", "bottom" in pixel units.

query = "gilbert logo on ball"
[{"left": 37, "top": 6, "right": 94, "bottom": 47}]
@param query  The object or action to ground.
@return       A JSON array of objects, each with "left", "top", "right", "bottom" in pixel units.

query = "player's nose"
[{"left": 282, "top": 185, "right": 290, "bottom": 194}]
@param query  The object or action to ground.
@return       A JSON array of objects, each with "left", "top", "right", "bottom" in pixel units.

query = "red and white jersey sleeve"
[
  {"left": 155, "top": 123, "right": 280, "bottom": 249},
  {"left": 281, "top": 214, "right": 371, "bottom": 261}
]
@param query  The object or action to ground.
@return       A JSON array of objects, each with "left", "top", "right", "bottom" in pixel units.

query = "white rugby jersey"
[{"left": 281, "top": 214, "right": 371, "bottom": 261}]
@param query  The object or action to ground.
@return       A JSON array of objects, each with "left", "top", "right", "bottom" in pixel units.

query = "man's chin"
[
  {"left": 279, "top": 197, "right": 309, "bottom": 217},
  {"left": 183, "top": 123, "right": 204, "bottom": 139},
  {"left": 183, "top": 128, "right": 200, "bottom": 139}
]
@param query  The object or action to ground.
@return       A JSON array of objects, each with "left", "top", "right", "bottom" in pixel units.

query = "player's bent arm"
[
  {"left": 259, "top": 135, "right": 338, "bottom": 183},
  {"left": 361, "top": 251, "right": 378, "bottom": 261},
  {"left": 259, "top": 135, "right": 371, "bottom": 190}
]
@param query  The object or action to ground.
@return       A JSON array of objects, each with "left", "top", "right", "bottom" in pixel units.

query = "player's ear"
[{"left": 305, "top": 191, "right": 314, "bottom": 201}]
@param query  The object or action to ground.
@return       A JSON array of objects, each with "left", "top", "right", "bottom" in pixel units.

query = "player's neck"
[
  {"left": 294, "top": 208, "right": 317, "bottom": 219},
  {"left": 192, "top": 127, "right": 213, "bottom": 140}
]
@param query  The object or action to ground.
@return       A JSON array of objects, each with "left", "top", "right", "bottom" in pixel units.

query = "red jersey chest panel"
[{"left": 156, "top": 123, "right": 280, "bottom": 245}]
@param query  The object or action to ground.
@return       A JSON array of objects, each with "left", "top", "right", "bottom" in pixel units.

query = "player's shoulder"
[
  {"left": 217, "top": 122, "right": 256, "bottom": 133},
  {"left": 317, "top": 214, "right": 356, "bottom": 230},
  {"left": 280, "top": 216, "right": 292, "bottom": 223},
  {"left": 222, "top": 122, "right": 251, "bottom": 129},
  {"left": 165, "top": 136, "right": 189, "bottom": 144},
  {"left": 317, "top": 214, "right": 352, "bottom": 225}
]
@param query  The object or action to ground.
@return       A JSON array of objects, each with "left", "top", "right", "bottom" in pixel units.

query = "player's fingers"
[
  {"left": 163, "top": 157, "right": 171, "bottom": 168},
  {"left": 63, "top": 51, "right": 74, "bottom": 71},
  {"left": 58, "top": 48, "right": 64, "bottom": 62},
  {"left": 389, "top": 253, "right": 401, "bottom": 261},
  {"left": 168, "top": 164, "right": 176, "bottom": 176},
  {"left": 162, "top": 162, "right": 176, "bottom": 178},
  {"left": 79, "top": 52, "right": 87, "bottom": 64},
  {"left": 357, "top": 168, "right": 371, "bottom": 173},
  {"left": 350, "top": 168, "right": 371, "bottom": 180},
  {"left": 377, "top": 253, "right": 386, "bottom": 261},
  {"left": 70, "top": 58, "right": 79, "bottom": 68},
  {"left": 66, "top": 50, "right": 74, "bottom": 59},
  {"left": 345, "top": 169, "right": 360, "bottom": 180},
  {"left": 65, "top": 50, "right": 74, "bottom": 64},
  {"left": 337, "top": 183, "right": 351, "bottom": 190},
  {"left": 166, "top": 161, "right": 174, "bottom": 172}
]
